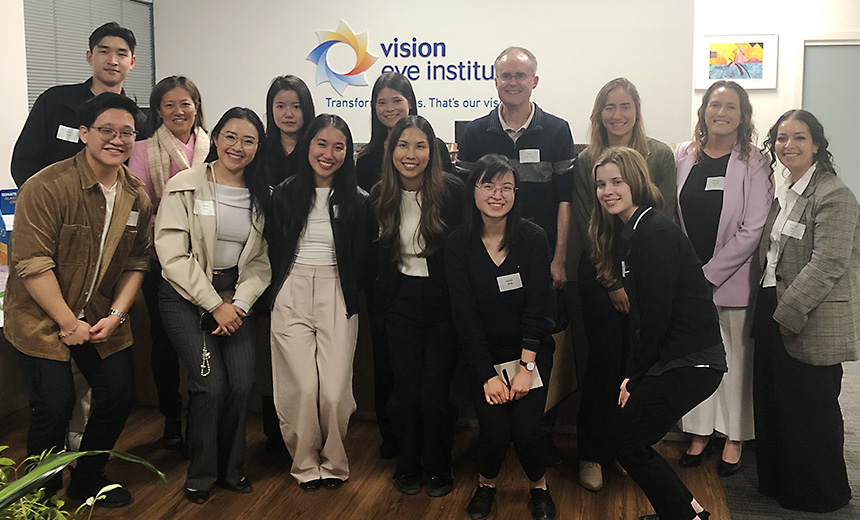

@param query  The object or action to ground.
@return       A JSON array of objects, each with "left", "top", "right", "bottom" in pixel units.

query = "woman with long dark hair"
[
  {"left": 264, "top": 75, "right": 315, "bottom": 184},
  {"left": 571, "top": 77, "right": 676, "bottom": 491},
  {"left": 676, "top": 80, "right": 772, "bottom": 475},
  {"left": 590, "top": 147, "right": 724, "bottom": 520},
  {"left": 372, "top": 115, "right": 464, "bottom": 496},
  {"left": 446, "top": 154, "right": 557, "bottom": 520},
  {"left": 752, "top": 109, "right": 859, "bottom": 512},
  {"left": 155, "top": 107, "right": 271, "bottom": 503},
  {"left": 128, "top": 75, "right": 209, "bottom": 450},
  {"left": 267, "top": 114, "right": 373, "bottom": 491}
]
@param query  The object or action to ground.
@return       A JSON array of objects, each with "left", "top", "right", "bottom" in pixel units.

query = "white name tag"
[
  {"left": 705, "top": 177, "right": 726, "bottom": 191},
  {"left": 782, "top": 220, "right": 806, "bottom": 240},
  {"left": 519, "top": 149, "right": 540, "bottom": 164},
  {"left": 194, "top": 200, "right": 215, "bottom": 216},
  {"left": 56, "top": 125, "right": 80, "bottom": 143},
  {"left": 126, "top": 210, "right": 139, "bottom": 227},
  {"left": 497, "top": 272, "right": 523, "bottom": 292}
]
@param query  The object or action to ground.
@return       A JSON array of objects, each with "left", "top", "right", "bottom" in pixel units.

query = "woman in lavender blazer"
[{"left": 675, "top": 81, "right": 772, "bottom": 476}]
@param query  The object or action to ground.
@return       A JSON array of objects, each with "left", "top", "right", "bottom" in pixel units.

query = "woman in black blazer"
[{"left": 589, "top": 146, "right": 725, "bottom": 520}]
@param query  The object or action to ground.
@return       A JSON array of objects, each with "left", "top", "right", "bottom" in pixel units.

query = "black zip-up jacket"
[
  {"left": 268, "top": 177, "right": 374, "bottom": 317},
  {"left": 369, "top": 173, "right": 465, "bottom": 309}
]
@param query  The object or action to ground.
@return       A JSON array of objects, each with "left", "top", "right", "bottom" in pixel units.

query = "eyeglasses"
[
  {"left": 92, "top": 126, "right": 137, "bottom": 143},
  {"left": 497, "top": 72, "right": 532, "bottom": 83},
  {"left": 476, "top": 183, "right": 517, "bottom": 197},
  {"left": 220, "top": 133, "right": 258, "bottom": 150}
]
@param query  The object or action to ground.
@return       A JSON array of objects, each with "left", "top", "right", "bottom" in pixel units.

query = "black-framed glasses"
[
  {"left": 92, "top": 126, "right": 137, "bottom": 143},
  {"left": 476, "top": 183, "right": 517, "bottom": 197},
  {"left": 220, "top": 133, "right": 258, "bottom": 150}
]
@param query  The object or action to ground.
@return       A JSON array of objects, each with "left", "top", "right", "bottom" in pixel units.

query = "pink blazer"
[{"left": 675, "top": 141, "right": 773, "bottom": 307}]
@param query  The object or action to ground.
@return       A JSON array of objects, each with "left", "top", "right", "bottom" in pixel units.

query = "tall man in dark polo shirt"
[
  {"left": 456, "top": 46, "right": 576, "bottom": 466},
  {"left": 6, "top": 93, "right": 152, "bottom": 507},
  {"left": 11, "top": 21, "right": 141, "bottom": 187}
]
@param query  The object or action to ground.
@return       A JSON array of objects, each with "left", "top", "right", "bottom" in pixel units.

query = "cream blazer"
[{"left": 154, "top": 162, "right": 270, "bottom": 312}]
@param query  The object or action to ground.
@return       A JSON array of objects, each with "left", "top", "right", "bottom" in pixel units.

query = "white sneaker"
[{"left": 578, "top": 461, "right": 603, "bottom": 491}]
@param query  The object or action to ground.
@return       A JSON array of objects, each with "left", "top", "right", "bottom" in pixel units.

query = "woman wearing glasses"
[
  {"left": 128, "top": 75, "right": 209, "bottom": 451},
  {"left": 155, "top": 107, "right": 271, "bottom": 504},
  {"left": 446, "top": 154, "right": 557, "bottom": 520}
]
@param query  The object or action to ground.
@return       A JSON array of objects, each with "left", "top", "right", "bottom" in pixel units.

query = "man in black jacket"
[{"left": 11, "top": 21, "right": 142, "bottom": 187}]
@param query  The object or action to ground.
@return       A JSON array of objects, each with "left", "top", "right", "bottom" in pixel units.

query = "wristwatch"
[
  {"left": 519, "top": 360, "right": 535, "bottom": 372},
  {"left": 108, "top": 308, "right": 128, "bottom": 325}
]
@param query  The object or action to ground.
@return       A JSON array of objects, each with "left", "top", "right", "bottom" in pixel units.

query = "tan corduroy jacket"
[
  {"left": 154, "top": 162, "right": 270, "bottom": 313},
  {"left": 5, "top": 150, "right": 152, "bottom": 361}
]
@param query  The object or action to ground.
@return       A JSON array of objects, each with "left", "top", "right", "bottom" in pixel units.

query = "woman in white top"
[
  {"left": 266, "top": 114, "right": 373, "bottom": 491},
  {"left": 155, "top": 107, "right": 271, "bottom": 504},
  {"left": 128, "top": 75, "right": 209, "bottom": 450}
]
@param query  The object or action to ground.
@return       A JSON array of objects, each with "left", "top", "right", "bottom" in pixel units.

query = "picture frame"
[{"left": 695, "top": 34, "right": 778, "bottom": 90}]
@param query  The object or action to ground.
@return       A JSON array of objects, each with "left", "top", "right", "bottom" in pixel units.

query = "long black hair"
[
  {"left": 264, "top": 75, "right": 315, "bottom": 153},
  {"left": 462, "top": 154, "right": 523, "bottom": 251},
  {"left": 357, "top": 72, "right": 417, "bottom": 161},
  {"left": 764, "top": 109, "right": 836, "bottom": 175},
  {"left": 269, "top": 114, "right": 357, "bottom": 246},
  {"left": 205, "top": 107, "right": 269, "bottom": 225}
]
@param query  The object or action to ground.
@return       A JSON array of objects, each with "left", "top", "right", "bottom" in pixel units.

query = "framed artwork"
[{"left": 695, "top": 34, "right": 778, "bottom": 89}]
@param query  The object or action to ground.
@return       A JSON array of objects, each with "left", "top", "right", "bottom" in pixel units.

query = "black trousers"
[
  {"left": 159, "top": 270, "right": 256, "bottom": 491},
  {"left": 609, "top": 367, "right": 722, "bottom": 520},
  {"left": 577, "top": 253, "right": 629, "bottom": 463},
  {"left": 470, "top": 345, "right": 553, "bottom": 482},
  {"left": 16, "top": 344, "right": 135, "bottom": 490},
  {"left": 367, "top": 285, "right": 397, "bottom": 448},
  {"left": 752, "top": 286, "right": 851, "bottom": 512},
  {"left": 142, "top": 259, "right": 182, "bottom": 423},
  {"left": 385, "top": 273, "right": 458, "bottom": 478}
]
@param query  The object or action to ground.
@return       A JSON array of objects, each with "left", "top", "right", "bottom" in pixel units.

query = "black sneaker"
[
  {"left": 393, "top": 474, "right": 422, "bottom": 495},
  {"left": 426, "top": 475, "right": 453, "bottom": 497},
  {"left": 529, "top": 487, "right": 556, "bottom": 520},
  {"left": 467, "top": 485, "right": 496, "bottom": 519},
  {"left": 67, "top": 474, "right": 131, "bottom": 508}
]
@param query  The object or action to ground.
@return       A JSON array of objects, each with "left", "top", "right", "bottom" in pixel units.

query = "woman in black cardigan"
[
  {"left": 446, "top": 154, "right": 557, "bottom": 520},
  {"left": 371, "top": 115, "right": 464, "bottom": 497},
  {"left": 589, "top": 147, "right": 725, "bottom": 520}
]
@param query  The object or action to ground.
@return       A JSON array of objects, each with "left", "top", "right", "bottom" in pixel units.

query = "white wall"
[
  {"left": 153, "top": 0, "right": 694, "bottom": 147},
  {"left": 0, "top": 0, "right": 29, "bottom": 190},
  {"left": 693, "top": 0, "right": 860, "bottom": 147}
]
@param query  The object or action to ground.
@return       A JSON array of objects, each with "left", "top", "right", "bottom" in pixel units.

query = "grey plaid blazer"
[{"left": 758, "top": 168, "right": 860, "bottom": 365}]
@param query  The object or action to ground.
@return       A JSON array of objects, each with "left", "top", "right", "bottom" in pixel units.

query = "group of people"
[{"left": 5, "top": 21, "right": 858, "bottom": 520}]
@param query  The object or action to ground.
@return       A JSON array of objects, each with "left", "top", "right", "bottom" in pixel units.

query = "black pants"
[
  {"left": 471, "top": 343, "right": 553, "bottom": 482},
  {"left": 143, "top": 259, "right": 182, "bottom": 423},
  {"left": 16, "top": 344, "right": 135, "bottom": 490},
  {"left": 385, "top": 273, "right": 458, "bottom": 478},
  {"left": 577, "top": 253, "right": 629, "bottom": 463},
  {"left": 610, "top": 367, "right": 722, "bottom": 520},
  {"left": 752, "top": 286, "right": 851, "bottom": 512},
  {"left": 159, "top": 270, "right": 256, "bottom": 491},
  {"left": 367, "top": 285, "right": 397, "bottom": 448}
]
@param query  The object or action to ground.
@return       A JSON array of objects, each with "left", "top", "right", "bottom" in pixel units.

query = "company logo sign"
[{"left": 307, "top": 21, "right": 378, "bottom": 95}]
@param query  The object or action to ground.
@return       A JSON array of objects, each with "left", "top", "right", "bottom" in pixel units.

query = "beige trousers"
[{"left": 271, "top": 263, "right": 359, "bottom": 483}]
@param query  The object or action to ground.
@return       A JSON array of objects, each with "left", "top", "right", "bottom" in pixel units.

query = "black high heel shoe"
[
  {"left": 639, "top": 509, "right": 710, "bottom": 520},
  {"left": 717, "top": 457, "right": 742, "bottom": 476},
  {"left": 679, "top": 439, "right": 713, "bottom": 468}
]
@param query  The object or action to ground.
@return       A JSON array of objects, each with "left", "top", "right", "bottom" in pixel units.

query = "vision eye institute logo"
[{"left": 307, "top": 21, "right": 378, "bottom": 96}]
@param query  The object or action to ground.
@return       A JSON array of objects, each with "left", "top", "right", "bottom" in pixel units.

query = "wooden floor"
[{"left": 0, "top": 407, "right": 730, "bottom": 519}]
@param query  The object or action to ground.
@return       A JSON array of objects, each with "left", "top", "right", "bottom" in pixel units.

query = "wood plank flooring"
[{"left": 0, "top": 407, "right": 730, "bottom": 519}]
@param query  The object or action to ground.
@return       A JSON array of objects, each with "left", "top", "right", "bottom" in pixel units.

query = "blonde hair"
[
  {"left": 587, "top": 78, "right": 649, "bottom": 164},
  {"left": 588, "top": 147, "right": 663, "bottom": 286}
]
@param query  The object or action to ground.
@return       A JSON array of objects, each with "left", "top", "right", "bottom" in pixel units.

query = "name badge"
[
  {"left": 519, "top": 149, "right": 540, "bottom": 164},
  {"left": 705, "top": 177, "right": 725, "bottom": 191},
  {"left": 497, "top": 272, "right": 523, "bottom": 292},
  {"left": 782, "top": 220, "right": 806, "bottom": 240},
  {"left": 126, "top": 210, "right": 139, "bottom": 227},
  {"left": 194, "top": 200, "right": 215, "bottom": 216},
  {"left": 56, "top": 125, "right": 80, "bottom": 143}
]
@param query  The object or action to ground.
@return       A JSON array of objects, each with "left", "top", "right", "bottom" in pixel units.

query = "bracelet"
[{"left": 58, "top": 321, "right": 79, "bottom": 340}]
